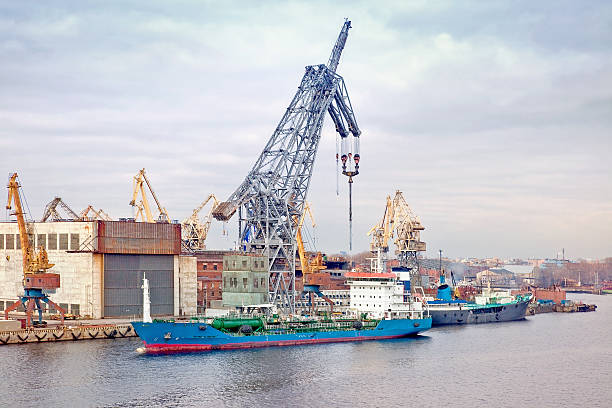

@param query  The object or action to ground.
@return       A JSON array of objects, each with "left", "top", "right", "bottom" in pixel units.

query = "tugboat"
[{"left": 426, "top": 276, "right": 532, "bottom": 326}]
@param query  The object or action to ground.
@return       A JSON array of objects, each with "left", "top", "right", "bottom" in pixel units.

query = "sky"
[{"left": 1, "top": 1, "right": 611, "bottom": 260}]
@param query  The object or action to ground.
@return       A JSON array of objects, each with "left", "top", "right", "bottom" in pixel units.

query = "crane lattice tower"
[{"left": 213, "top": 20, "right": 362, "bottom": 313}]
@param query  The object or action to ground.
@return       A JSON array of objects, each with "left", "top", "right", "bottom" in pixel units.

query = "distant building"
[{"left": 477, "top": 268, "right": 517, "bottom": 287}]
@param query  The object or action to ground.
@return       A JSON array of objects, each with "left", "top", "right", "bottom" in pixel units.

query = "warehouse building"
[{"left": 0, "top": 220, "right": 197, "bottom": 319}]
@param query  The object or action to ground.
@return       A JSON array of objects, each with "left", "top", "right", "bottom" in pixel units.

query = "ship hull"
[
  {"left": 429, "top": 298, "right": 530, "bottom": 326},
  {"left": 132, "top": 318, "right": 432, "bottom": 353}
]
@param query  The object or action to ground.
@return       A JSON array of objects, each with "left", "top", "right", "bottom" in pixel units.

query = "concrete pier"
[{"left": 0, "top": 323, "right": 136, "bottom": 345}]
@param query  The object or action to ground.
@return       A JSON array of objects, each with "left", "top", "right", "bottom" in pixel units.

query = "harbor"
[
  {"left": 1, "top": 1, "right": 610, "bottom": 407},
  {"left": 0, "top": 293, "right": 609, "bottom": 407}
]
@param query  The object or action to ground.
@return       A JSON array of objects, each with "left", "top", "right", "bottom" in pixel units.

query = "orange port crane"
[
  {"left": 129, "top": 168, "right": 170, "bottom": 223},
  {"left": 4, "top": 173, "right": 65, "bottom": 327}
]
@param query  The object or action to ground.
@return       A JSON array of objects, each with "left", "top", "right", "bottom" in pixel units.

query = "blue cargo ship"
[
  {"left": 132, "top": 316, "right": 431, "bottom": 353},
  {"left": 132, "top": 270, "right": 432, "bottom": 353}
]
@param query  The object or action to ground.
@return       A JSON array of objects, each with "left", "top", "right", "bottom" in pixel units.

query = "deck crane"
[
  {"left": 129, "top": 168, "right": 170, "bottom": 223},
  {"left": 295, "top": 203, "right": 334, "bottom": 313},
  {"left": 181, "top": 194, "right": 219, "bottom": 252},
  {"left": 368, "top": 191, "right": 426, "bottom": 290},
  {"left": 41, "top": 197, "right": 80, "bottom": 222},
  {"left": 4, "top": 173, "right": 66, "bottom": 327},
  {"left": 212, "top": 20, "right": 362, "bottom": 312}
]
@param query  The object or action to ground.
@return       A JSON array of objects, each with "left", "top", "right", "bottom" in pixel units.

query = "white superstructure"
[{"left": 346, "top": 271, "right": 425, "bottom": 320}]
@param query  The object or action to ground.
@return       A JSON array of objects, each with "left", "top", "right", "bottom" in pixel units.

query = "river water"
[{"left": 1, "top": 293, "right": 610, "bottom": 408}]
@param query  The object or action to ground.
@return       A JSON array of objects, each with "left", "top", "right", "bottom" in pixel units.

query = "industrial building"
[
  {"left": 221, "top": 253, "right": 269, "bottom": 307},
  {"left": 195, "top": 250, "right": 225, "bottom": 312},
  {"left": 0, "top": 220, "right": 197, "bottom": 319}
]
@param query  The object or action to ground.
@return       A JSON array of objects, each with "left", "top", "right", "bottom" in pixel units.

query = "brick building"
[{"left": 195, "top": 250, "right": 227, "bottom": 312}]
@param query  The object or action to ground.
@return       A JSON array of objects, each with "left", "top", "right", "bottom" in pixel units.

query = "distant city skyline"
[{"left": 1, "top": 1, "right": 611, "bottom": 259}]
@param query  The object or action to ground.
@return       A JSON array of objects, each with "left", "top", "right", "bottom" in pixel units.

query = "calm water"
[{"left": 1, "top": 293, "right": 610, "bottom": 408}]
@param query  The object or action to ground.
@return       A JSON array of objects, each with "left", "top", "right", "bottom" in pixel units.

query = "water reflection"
[{"left": 0, "top": 294, "right": 610, "bottom": 407}]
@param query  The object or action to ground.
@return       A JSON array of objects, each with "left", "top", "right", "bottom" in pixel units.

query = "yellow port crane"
[
  {"left": 129, "top": 168, "right": 170, "bottom": 223},
  {"left": 367, "top": 194, "right": 394, "bottom": 256},
  {"left": 367, "top": 190, "right": 426, "bottom": 274},
  {"left": 4, "top": 173, "right": 65, "bottom": 326},
  {"left": 181, "top": 194, "right": 219, "bottom": 251},
  {"left": 295, "top": 203, "right": 333, "bottom": 313},
  {"left": 295, "top": 202, "right": 326, "bottom": 276}
]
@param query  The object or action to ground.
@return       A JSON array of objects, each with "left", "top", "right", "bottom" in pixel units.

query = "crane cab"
[{"left": 24, "top": 273, "right": 61, "bottom": 290}]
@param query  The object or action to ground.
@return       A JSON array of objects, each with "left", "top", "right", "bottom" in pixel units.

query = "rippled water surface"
[{"left": 1, "top": 293, "right": 610, "bottom": 407}]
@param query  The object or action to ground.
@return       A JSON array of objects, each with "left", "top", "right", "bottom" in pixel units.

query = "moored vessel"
[
  {"left": 426, "top": 281, "right": 532, "bottom": 325},
  {"left": 132, "top": 265, "right": 432, "bottom": 353}
]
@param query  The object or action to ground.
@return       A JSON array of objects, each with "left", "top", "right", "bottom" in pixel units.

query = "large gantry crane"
[
  {"left": 4, "top": 173, "right": 66, "bottom": 327},
  {"left": 213, "top": 20, "right": 362, "bottom": 312},
  {"left": 368, "top": 190, "right": 426, "bottom": 290},
  {"left": 181, "top": 194, "right": 219, "bottom": 252},
  {"left": 129, "top": 168, "right": 170, "bottom": 223}
]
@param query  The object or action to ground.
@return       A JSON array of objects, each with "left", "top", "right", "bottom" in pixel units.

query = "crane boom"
[
  {"left": 79, "top": 205, "right": 113, "bottom": 221},
  {"left": 296, "top": 202, "right": 326, "bottom": 276},
  {"left": 181, "top": 194, "right": 219, "bottom": 251},
  {"left": 130, "top": 168, "right": 170, "bottom": 223},
  {"left": 7, "top": 174, "right": 32, "bottom": 273},
  {"left": 41, "top": 197, "right": 80, "bottom": 222},
  {"left": 141, "top": 170, "right": 170, "bottom": 222},
  {"left": 327, "top": 19, "right": 351, "bottom": 73}
]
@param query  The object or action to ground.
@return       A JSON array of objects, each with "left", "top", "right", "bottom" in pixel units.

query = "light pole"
[
  {"left": 439, "top": 249, "right": 443, "bottom": 277},
  {"left": 204, "top": 283, "right": 208, "bottom": 310}
]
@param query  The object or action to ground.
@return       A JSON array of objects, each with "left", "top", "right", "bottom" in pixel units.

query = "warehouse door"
[{"left": 104, "top": 254, "right": 174, "bottom": 317}]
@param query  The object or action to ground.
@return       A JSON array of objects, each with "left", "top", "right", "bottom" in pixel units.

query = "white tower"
[{"left": 142, "top": 273, "right": 152, "bottom": 323}]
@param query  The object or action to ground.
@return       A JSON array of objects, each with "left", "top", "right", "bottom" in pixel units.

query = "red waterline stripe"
[{"left": 144, "top": 334, "right": 412, "bottom": 353}]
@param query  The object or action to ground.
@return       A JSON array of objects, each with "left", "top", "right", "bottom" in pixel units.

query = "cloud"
[{"left": 1, "top": 1, "right": 611, "bottom": 259}]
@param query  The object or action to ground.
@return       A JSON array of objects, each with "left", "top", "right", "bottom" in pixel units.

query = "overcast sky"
[{"left": 1, "top": 1, "right": 611, "bottom": 260}]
